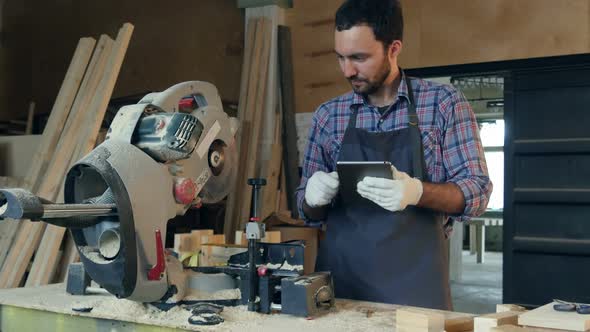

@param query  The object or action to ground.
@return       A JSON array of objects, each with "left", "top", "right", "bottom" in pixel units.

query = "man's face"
[{"left": 335, "top": 25, "right": 392, "bottom": 95}]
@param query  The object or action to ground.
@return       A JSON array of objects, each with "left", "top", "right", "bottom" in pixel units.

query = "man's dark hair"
[{"left": 335, "top": 0, "right": 403, "bottom": 46}]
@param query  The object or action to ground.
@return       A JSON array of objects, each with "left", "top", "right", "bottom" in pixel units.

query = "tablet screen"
[{"left": 336, "top": 161, "right": 393, "bottom": 205}]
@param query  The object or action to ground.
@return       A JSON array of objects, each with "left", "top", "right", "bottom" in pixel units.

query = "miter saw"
[
  {"left": 0, "top": 81, "right": 335, "bottom": 318},
  {"left": 0, "top": 81, "right": 239, "bottom": 302}
]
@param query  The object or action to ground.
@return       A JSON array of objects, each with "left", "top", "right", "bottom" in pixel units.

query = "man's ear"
[{"left": 388, "top": 40, "right": 403, "bottom": 59}]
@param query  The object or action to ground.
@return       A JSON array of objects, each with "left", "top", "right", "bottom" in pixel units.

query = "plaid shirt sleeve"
[
  {"left": 295, "top": 105, "right": 334, "bottom": 227},
  {"left": 438, "top": 86, "right": 493, "bottom": 223}
]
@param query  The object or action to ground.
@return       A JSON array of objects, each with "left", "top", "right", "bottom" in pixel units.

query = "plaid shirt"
[{"left": 295, "top": 74, "right": 492, "bottom": 234}]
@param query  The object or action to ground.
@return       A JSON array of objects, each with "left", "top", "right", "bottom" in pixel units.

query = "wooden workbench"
[{"left": 0, "top": 284, "right": 473, "bottom": 331}]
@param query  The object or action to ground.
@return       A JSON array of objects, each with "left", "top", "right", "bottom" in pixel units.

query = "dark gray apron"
[{"left": 316, "top": 74, "right": 452, "bottom": 310}]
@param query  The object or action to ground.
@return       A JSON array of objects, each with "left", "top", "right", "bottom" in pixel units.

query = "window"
[{"left": 479, "top": 120, "right": 504, "bottom": 210}]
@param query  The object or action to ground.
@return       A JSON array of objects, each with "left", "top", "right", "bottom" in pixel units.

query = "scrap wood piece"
[
  {"left": 396, "top": 307, "right": 445, "bottom": 332},
  {"left": 26, "top": 34, "right": 115, "bottom": 288},
  {"left": 475, "top": 311, "right": 522, "bottom": 332},
  {"left": 497, "top": 304, "right": 527, "bottom": 313},
  {"left": 445, "top": 315, "right": 474, "bottom": 332},
  {"left": 0, "top": 37, "right": 96, "bottom": 289}
]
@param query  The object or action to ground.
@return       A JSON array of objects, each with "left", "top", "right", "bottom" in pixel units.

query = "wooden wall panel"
[{"left": 416, "top": 0, "right": 590, "bottom": 67}]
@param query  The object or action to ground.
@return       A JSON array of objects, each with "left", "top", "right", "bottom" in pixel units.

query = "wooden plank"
[
  {"left": 518, "top": 302, "right": 590, "bottom": 332},
  {"left": 26, "top": 34, "right": 117, "bottom": 288},
  {"left": 0, "top": 219, "right": 20, "bottom": 271},
  {"left": 278, "top": 25, "right": 301, "bottom": 217},
  {"left": 474, "top": 311, "right": 521, "bottom": 332},
  {"left": 73, "top": 23, "right": 134, "bottom": 159},
  {"left": 0, "top": 37, "right": 96, "bottom": 289},
  {"left": 53, "top": 231, "right": 79, "bottom": 283},
  {"left": 260, "top": 117, "right": 282, "bottom": 221},
  {"left": 223, "top": 18, "right": 259, "bottom": 242},
  {"left": 23, "top": 37, "right": 96, "bottom": 193},
  {"left": 231, "top": 18, "right": 266, "bottom": 235},
  {"left": 234, "top": 18, "right": 272, "bottom": 236}
]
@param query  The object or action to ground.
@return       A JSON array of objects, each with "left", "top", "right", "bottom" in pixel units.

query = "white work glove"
[
  {"left": 356, "top": 166, "right": 423, "bottom": 212},
  {"left": 304, "top": 171, "right": 339, "bottom": 207}
]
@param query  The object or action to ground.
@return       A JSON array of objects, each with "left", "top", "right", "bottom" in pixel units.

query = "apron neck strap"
[
  {"left": 405, "top": 73, "right": 426, "bottom": 181},
  {"left": 405, "top": 72, "right": 419, "bottom": 126}
]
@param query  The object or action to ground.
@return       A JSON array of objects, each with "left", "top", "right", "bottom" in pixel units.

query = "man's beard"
[{"left": 348, "top": 61, "right": 391, "bottom": 95}]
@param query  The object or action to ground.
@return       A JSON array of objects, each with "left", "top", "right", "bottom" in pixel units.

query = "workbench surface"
[{"left": 0, "top": 284, "right": 472, "bottom": 331}]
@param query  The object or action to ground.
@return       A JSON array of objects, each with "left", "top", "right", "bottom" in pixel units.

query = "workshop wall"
[
  {"left": 287, "top": 0, "right": 590, "bottom": 114},
  {"left": 0, "top": 0, "right": 244, "bottom": 121}
]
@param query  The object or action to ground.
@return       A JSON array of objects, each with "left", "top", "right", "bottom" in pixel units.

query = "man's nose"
[{"left": 340, "top": 59, "right": 357, "bottom": 78}]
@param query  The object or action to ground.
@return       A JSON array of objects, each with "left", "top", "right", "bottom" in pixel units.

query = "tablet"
[{"left": 336, "top": 161, "right": 393, "bottom": 204}]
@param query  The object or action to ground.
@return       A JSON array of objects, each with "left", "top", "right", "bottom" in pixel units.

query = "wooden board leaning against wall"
[{"left": 286, "top": 0, "right": 590, "bottom": 114}]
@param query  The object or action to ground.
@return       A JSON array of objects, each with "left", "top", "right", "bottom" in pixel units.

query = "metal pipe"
[{"left": 41, "top": 204, "right": 117, "bottom": 218}]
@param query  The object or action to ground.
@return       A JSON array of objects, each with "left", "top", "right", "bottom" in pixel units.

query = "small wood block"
[
  {"left": 496, "top": 304, "right": 527, "bottom": 313},
  {"left": 475, "top": 311, "right": 521, "bottom": 332},
  {"left": 199, "top": 244, "right": 247, "bottom": 267},
  {"left": 396, "top": 307, "right": 445, "bottom": 332},
  {"left": 201, "top": 234, "right": 226, "bottom": 246},
  {"left": 173, "top": 234, "right": 192, "bottom": 253},
  {"left": 190, "top": 229, "right": 213, "bottom": 251},
  {"left": 445, "top": 315, "right": 474, "bottom": 332}
]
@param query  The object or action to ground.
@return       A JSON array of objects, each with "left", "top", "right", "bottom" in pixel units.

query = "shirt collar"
[{"left": 350, "top": 68, "right": 410, "bottom": 107}]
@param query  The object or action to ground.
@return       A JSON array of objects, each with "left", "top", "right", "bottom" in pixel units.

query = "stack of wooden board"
[
  {"left": 0, "top": 23, "right": 134, "bottom": 289},
  {"left": 174, "top": 229, "right": 281, "bottom": 267},
  {"left": 223, "top": 8, "right": 302, "bottom": 243}
]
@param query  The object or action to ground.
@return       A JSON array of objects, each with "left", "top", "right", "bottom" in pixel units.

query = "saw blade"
[{"left": 199, "top": 139, "right": 237, "bottom": 204}]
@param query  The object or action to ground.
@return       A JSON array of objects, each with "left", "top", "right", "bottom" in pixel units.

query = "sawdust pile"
[
  {"left": 183, "top": 288, "right": 241, "bottom": 301},
  {"left": 71, "top": 296, "right": 395, "bottom": 331},
  {"left": 91, "top": 299, "right": 193, "bottom": 329}
]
